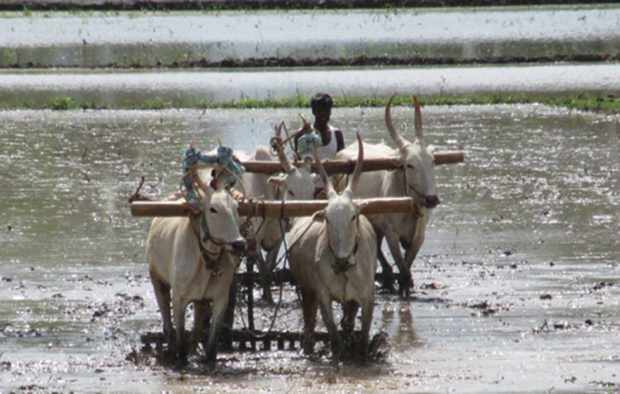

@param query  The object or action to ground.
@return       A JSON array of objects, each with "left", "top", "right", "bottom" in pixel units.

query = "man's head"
[{"left": 311, "top": 92, "right": 333, "bottom": 125}]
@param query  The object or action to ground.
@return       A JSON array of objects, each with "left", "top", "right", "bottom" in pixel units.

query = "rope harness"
[{"left": 400, "top": 169, "right": 424, "bottom": 219}]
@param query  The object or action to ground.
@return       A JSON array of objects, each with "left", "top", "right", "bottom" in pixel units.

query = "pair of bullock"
[{"left": 144, "top": 94, "right": 439, "bottom": 366}]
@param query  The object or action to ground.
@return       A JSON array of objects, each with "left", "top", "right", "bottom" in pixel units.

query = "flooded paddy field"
[
  {"left": 2, "top": 63, "right": 619, "bottom": 109},
  {"left": 0, "top": 104, "right": 618, "bottom": 392},
  {"left": 1, "top": 6, "right": 618, "bottom": 68}
]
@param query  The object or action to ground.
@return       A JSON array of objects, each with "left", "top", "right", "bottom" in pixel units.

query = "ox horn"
[
  {"left": 385, "top": 93, "right": 408, "bottom": 151},
  {"left": 413, "top": 95, "right": 423, "bottom": 140},
  {"left": 312, "top": 143, "right": 335, "bottom": 198},
  {"left": 272, "top": 121, "right": 293, "bottom": 172},
  {"left": 347, "top": 132, "right": 364, "bottom": 193}
]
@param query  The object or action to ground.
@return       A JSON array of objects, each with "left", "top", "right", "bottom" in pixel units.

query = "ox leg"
[
  {"left": 204, "top": 293, "right": 229, "bottom": 368},
  {"left": 360, "top": 299, "right": 374, "bottom": 364},
  {"left": 191, "top": 301, "right": 209, "bottom": 355},
  {"left": 172, "top": 296, "right": 189, "bottom": 364},
  {"left": 260, "top": 245, "right": 281, "bottom": 305},
  {"left": 385, "top": 233, "right": 413, "bottom": 298},
  {"left": 341, "top": 300, "right": 359, "bottom": 336},
  {"left": 198, "top": 301, "right": 214, "bottom": 354},
  {"left": 299, "top": 287, "right": 318, "bottom": 355},
  {"left": 150, "top": 272, "right": 175, "bottom": 351},
  {"left": 403, "top": 226, "right": 425, "bottom": 288},
  {"left": 376, "top": 236, "right": 396, "bottom": 293},
  {"left": 318, "top": 295, "right": 342, "bottom": 365}
]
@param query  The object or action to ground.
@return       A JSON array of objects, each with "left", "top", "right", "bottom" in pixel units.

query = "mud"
[{"left": 0, "top": 105, "right": 618, "bottom": 392}]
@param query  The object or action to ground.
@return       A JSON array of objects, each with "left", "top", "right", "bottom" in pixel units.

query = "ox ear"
[
  {"left": 354, "top": 200, "right": 369, "bottom": 213},
  {"left": 391, "top": 156, "right": 405, "bottom": 168},
  {"left": 312, "top": 209, "right": 326, "bottom": 222},
  {"left": 267, "top": 173, "right": 286, "bottom": 187}
]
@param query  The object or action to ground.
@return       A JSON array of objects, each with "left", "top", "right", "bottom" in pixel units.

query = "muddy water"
[{"left": 0, "top": 105, "right": 617, "bottom": 392}]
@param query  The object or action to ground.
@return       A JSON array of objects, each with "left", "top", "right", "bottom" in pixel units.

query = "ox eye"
[
  {"left": 351, "top": 214, "right": 357, "bottom": 222},
  {"left": 209, "top": 207, "right": 217, "bottom": 214},
  {"left": 288, "top": 190, "right": 295, "bottom": 197},
  {"left": 406, "top": 164, "right": 415, "bottom": 169}
]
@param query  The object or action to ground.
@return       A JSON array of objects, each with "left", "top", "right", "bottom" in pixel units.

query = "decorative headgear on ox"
[
  {"left": 385, "top": 94, "right": 440, "bottom": 209},
  {"left": 312, "top": 132, "right": 365, "bottom": 272}
]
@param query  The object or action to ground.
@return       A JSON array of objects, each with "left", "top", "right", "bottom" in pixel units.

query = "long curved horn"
[
  {"left": 312, "top": 143, "right": 334, "bottom": 197},
  {"left": 385, "top": 93, "right": 408, "bottom": 151},
  {"left": 272, "top": 122, "right": 292, "bottom": 171},
  {"left": 413, "top": 95, "right": 423, "bottom": 140},
  {"left": 347, "top": 132, "right": 364, "bottom": 193}
]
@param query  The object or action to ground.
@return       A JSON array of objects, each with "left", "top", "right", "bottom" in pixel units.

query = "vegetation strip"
[
  {"left": 4, "top": 54, "right": 618, "bottom": 70},
  {"left": 2, "top": 93, "right": 617, "bottom": 113}
]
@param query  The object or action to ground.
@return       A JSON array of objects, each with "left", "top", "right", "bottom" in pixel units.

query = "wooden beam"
[
  {"left": 241, "top": 150, "right": 465, "bottom": 174},
  {"left": 130, "top": 197, "right": 414, "bottom": 218}
]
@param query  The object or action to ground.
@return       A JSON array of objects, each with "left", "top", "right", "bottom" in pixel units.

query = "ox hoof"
[{"left": 397, "top": 273, "right": 414, "bottom": 298}]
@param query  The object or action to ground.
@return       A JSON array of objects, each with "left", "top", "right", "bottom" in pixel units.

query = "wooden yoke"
[
  {"left": 241, "top": 151, "right": 465, "bottom": 174},
  {"left": 131, "top": 197, "right": 414, "bottom": 218}
]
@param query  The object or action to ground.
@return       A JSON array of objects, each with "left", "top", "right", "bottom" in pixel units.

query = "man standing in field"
[{"left": 294, "top": 92, "right": 345, "bottom": 198}]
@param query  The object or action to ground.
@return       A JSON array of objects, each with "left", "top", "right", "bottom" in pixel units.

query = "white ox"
[
  {"left": 288, "top": 134, "right": 377, "bottom": 364},
  {"left": 335, "top": 94, "right": 439, "bottom": 297},
  {"left": 234, "top": 132, "right": 315, "bottom": 304},
  {"left": 146, "top": 183, "right": 247, "bottom": 365}
]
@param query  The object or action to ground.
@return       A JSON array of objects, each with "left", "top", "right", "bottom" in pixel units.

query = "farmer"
[{"left": 294, "top": 92, "right": 345, "bottom": 198}]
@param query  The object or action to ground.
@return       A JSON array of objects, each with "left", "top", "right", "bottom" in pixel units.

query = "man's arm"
[{"left": 334, "top": 129, "right": 345, "bottom": 151}]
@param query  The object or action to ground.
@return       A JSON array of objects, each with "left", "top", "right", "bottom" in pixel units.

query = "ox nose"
[
  {"left": 422, "top": 195, "right": 440, "bottom": 208},
  {"left": 333, "top": 258, "right": 352, "bottom": 273},
  {"left": 232, "top": 240, "right": 247, "bottom": 254}
]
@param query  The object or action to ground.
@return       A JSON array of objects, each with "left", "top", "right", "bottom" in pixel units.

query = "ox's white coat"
[
  {"left": 335, "top": 95, "right": 438, "bottom": 297},
  {"left": 146, "top": 185, "right": 246, "bottom": 365},
  {"left": 235, "top": 143, "right": 314, "bottom": 304},
  {"left": 288, "top": 134, "right": 377, "bottom": 364}
]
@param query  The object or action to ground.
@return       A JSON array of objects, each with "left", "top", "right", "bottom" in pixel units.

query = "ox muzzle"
[
  {"left": 420, "top": 194, "right": 440, "bottom": 209},
  {"left": 332, "top": 257, "right": 355, "bottom": 273},
  {"left": 227, "top": 239, "right": 248, "bottom": 256}
]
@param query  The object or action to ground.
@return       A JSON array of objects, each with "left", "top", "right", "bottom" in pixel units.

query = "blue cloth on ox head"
[
  {"left": 182, "top": 144, "right": 245, "bottom": 200},
  {"left": 296, "top": 131, "right": 321, "bottom": 160}
]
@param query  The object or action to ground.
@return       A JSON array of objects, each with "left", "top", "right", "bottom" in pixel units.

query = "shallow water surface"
[
  {"left": 1, "top": 8, "right": 618, "bottom": 67},
  {"left": 0, "top": 105, "right": 617, "bottom": 392}
]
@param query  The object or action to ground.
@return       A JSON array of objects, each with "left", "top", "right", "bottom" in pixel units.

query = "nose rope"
[
  {"left": 401, "top": 168, "right": 427, "bottom": 217},
  {"left": 190, "top": 215, "right": 225, "bottom": 275}
]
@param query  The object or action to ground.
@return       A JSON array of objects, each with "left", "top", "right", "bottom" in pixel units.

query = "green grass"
[
  {"left": 216, "top": 93, "right": 619, "bottom": 114},
  {"left": 4, "top": 93, "right": 617, "bottom": 114},
  {"left": 48, "top": 96, "right": 77, "bottom": 110}
]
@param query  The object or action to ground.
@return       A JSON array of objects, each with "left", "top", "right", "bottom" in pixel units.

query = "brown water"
[{"left": 0, "top": 105, "right": 617, "bottom": 392}]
